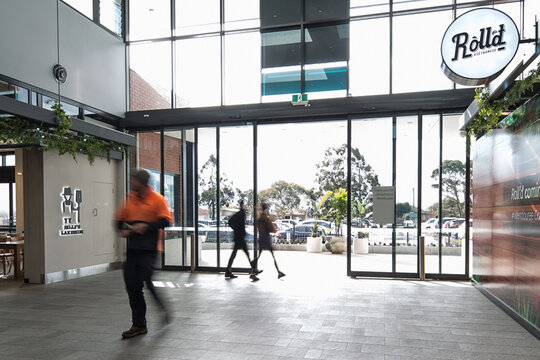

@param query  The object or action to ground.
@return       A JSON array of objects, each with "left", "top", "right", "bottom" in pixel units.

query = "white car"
[{"left": 421, "top": 218, "right": 438, "bottom": 230}]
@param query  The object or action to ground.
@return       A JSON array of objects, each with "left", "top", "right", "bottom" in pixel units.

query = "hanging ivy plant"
[
  {"left": 465, "top": 62, "right": 540, "bottom": 138},
  {"left": 0, "top": 102, "right": 126, "bottom": 164}
]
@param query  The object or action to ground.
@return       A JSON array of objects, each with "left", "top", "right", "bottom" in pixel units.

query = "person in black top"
[
  {"left": 252, "top": 203, "right": 285, "bottom": 280},
  {"left": 225, "top": 201, "right": 259, "bottom": 280}
]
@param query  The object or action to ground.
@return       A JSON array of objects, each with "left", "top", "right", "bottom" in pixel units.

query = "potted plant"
[
  {"left": 306, "top": 222, "right": 322, "bottom": 253},
  {"left": 353, "top": 231, "right": 369, "bottom": 254},
  {"left": 322, "top": 188, "right": 347, "bottom": 254}
]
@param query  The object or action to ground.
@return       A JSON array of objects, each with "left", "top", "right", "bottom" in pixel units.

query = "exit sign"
[{"left": 292, "top": 94, "right": 308, "bottom": 102}]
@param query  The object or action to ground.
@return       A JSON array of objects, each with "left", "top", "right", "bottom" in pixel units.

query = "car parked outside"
[
  {"left": 277, "top": 219, "right": 298, "bottom": 227},
  {"left": 403, "top": 220, "right": 415, "bottom": 228},
  {"left": 421, "top": 218, "right": 438, "bottom": 230},
  {"left": 275, "top": 225, "right": 326, "bottom": 243},
  {"left": 299, "top": 219, "right": 332, "bottom": 229}
]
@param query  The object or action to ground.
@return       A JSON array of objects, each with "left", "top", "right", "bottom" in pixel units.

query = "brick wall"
[
  {"left": 127, "top": 71, "right": 184, "bottom": 224},
  {"left": 129, "top": 69, "right": 171, "bottom": 111}
]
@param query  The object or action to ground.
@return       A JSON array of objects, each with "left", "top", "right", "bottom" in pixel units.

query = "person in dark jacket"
[
  {"left": 115, "top": 169, "right": 172, "bottom": 339},
  {"left": 252, "top": 203, "right": 285, "bottom": 280},
  {"left": 225, "top": 201, "right": 259, "bottom": 280}
]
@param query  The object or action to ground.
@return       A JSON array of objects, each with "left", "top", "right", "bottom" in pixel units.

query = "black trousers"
[
  {"left": 123, "top": 250, "right": 165, "bottom": 327},
  {"left": 226, "top": 239, "right": 251, "bottom": 271}
]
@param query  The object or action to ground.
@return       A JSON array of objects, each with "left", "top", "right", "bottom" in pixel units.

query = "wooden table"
[{"left": 0, "top": 241, "right": 24, "bottom": 278}]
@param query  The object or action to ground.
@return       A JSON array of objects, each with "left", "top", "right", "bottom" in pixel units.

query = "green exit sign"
[{"left": 292, "top": 94, "right": 308, "bottom": 102}]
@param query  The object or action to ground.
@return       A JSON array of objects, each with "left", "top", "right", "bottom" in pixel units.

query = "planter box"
[
  {"left": 306, "top": 237, "right": 322, "bottom": 253},
  {"left": 353, "top": 237, "right": 368, "bottom": 254}
]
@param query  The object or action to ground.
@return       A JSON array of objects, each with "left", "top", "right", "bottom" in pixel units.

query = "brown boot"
[{"left": 122, "top": 326, "right": 148, "bottom": 339}]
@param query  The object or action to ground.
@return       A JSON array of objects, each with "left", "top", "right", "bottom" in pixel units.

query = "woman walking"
[{"left": 251, "top": 203, "right": 285, "bottom": 280}]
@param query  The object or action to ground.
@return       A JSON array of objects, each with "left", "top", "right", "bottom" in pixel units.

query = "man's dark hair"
[{"left": 132, "top": 169, "right": 150, "bottom": 186}]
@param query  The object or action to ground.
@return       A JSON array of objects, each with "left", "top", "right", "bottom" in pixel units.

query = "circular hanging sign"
[{"left": 441, "top": 8, "right": 520, "bottom": 86}]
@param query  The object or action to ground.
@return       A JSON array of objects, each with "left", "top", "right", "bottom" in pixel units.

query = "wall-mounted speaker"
[{"left": 53, "top": 64, "right": 67, "bottom": 83}]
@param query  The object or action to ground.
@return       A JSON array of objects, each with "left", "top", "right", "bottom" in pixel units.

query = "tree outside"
[
  {"left": 315, "top": 144, "right": 380, "bottom": 218},
  {"left": 198, "top": 155, "right": 237, "bottom": 218},
  {"left": 431, "top": 159, "right": 466, "bottom": 218},
  {"left": 258, "top": 181, "right": 308, "bottom": 219}
]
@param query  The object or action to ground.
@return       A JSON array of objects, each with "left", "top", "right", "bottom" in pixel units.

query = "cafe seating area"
[{"left": 0, "top": 232, "right": 24, "bottom": 279}]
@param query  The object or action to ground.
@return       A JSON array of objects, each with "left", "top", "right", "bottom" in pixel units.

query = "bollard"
[{"left": 419, "top": 235, "right": 425, "bottom": 280}]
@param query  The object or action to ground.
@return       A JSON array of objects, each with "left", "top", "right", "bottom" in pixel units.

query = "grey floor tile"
[{"left": 0, "top": 270, "right": 538, "bottom": 360}]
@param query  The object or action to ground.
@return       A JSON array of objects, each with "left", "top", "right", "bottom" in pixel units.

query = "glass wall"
[
  {"left": 197, "top": 127, "right": 218, "bottom": 267},
  {"left": 349, "top": 17, "right": 389, "bottom": 96},
  {"left": 129, "top": 42, "right": 172, "bottom": 110},
  {"left": 395, "top": 116, "right": 418, "bottom": 273},
  {"left": 219, "top": 126, "right": 254, "bottom": 269},
  {"left": 350, "top": 118, "right": 392, "bottom": 273},
  {"left": 131, "top": 110, "right": 471, "bottom": 278},
  {"left": 392, "top": 10, "right": 453, "bottom": 93},
  {"left": 441, "top": 115, "right": 467, "bottom": 275},
  {"left": 62, "top": 0, "right": 122, "bottom": 36},
  {"left": 422, "top": 115, "right": 442, "bottom": 274},
  {"left": 127, "top": 0, "right": 528, "bottom": 110},
  {"left": 163, "top": 131, "right": 184, "bottom": 267},
  {"left": 224, "top": 31, "right": 261, "bottom": 105},
  {"left": 175, "top": 36, "right": 221, "bottom": 108}
]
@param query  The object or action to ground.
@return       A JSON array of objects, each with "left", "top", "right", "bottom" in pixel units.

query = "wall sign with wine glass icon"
[{"left": 59, "top": 186, "right": 84, "bottom": 236}]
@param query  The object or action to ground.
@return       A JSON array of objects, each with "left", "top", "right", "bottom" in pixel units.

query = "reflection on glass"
[
  {"left": 262, "top": 29, "right": 301, "bottom": 68},
  {"left": 100, "top": 0, "right": 122, "bottom": 36},
  {"left": 422, "top": 115, "right": 440, "bottom": 274},
  {"left": 305, "top": 62, "right": 347, "bottom": 94},
  {"left": 0, "top": 184, "right": 9, "bottom": 226},
  {"left": 0, "top": 81, "right": 13, "bottom": 99},
  {"left": 224, "top": 0, "right": 260, "bottom": 31},
  {"left": 261, "top": 66, "right": 301, "bottom": 98},
  {"left": 304, "top": 24, "right": 349, "bottom": 65},
  {"left": 175, "top": 0, "right": 220, "bottom": 35},
  {"left": 351, "top": 118, "right": 392, "bottom": 273},
  {"left": 305, "top": 0, "right": 349, "bottom": 22},
  {"left": 396, "top": 116, "right": 418, "bottom": 273},
  {"left": 260, "top": 0, "right": 301, "bottom": 27},
  {"left": 393, "top": 11, "right": 453, "bottom": 93},
  {"left": 63, "top": 0, "right": 93, "bottom": 19},
  {"left": 350, "top": 0, "right": 389, "bottom": 16},
  {"left": 393, "top": 0, "right": 452, "bottom": 12},
  {"left": 441, "top": 115, "right": 466, "bottom": 274},
  {"left": 133, "top": 131, "right": 162, "bottom": 267},
  {"left": 129, "top": 42, "right": 172, "bottom": 110},
  {"left": 129, "top": 0, "right": 170, "bottom": 41},
  {"left": 198, "top": 128, "right": 218, "bottom": 267},
  {"left": 224, "top": 32, "right": 261, "bottom": 105},
  {"left": 175, "top": 36, "right": 221, "bottom": 108},
  {"left": 163, "top": 131, "right": 184, "bottom": 267},
  {"left": 219, "top": 126, "right": 254, "bottom": 269},
  {"left": 15, "top": 87, "right": 28, "bottom": 104},
  {"left": 350, "top": 17, "right": 389, "bottom": 96},
  {"left": 5, "top": 155, "right": 15, "bottom": 166}
]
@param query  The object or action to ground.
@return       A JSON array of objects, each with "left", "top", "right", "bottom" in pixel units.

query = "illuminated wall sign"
[
  {"left": 59, "top": 186, "right": 83, "bottom": 236},
  {"left": 441, "top": 8, "right": 519, "bottom": 85}
]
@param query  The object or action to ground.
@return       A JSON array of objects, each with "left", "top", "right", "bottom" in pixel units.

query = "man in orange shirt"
[{"left": 115, "top": 169, "right": 172, "bottom": 339}]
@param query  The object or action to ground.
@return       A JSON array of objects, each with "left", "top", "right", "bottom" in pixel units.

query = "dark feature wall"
[{"left": 473, "top": 95, "right": 540, "bottom": 331}]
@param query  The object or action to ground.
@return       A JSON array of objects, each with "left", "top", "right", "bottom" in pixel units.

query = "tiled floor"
[{"left": 0, "top": 267, "right": 539, "bottom": 360}]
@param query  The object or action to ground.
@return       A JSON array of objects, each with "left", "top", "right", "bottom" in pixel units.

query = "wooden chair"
[{"left": 0, "top": 235, "right": 14, "bottom": 276}]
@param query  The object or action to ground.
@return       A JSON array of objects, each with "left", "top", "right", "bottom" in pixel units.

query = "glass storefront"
[{"left": 133, "top": 115, "right": 470, "bottom": 278}]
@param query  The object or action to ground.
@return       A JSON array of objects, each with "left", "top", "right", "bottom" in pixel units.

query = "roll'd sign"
[{"left": 441, "top": 8, "right": 519, "bottom": 86}]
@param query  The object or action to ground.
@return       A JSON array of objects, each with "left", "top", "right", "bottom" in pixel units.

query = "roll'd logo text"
[{"left": 451, "top": 24, "right": 507, "bottom": 61}]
